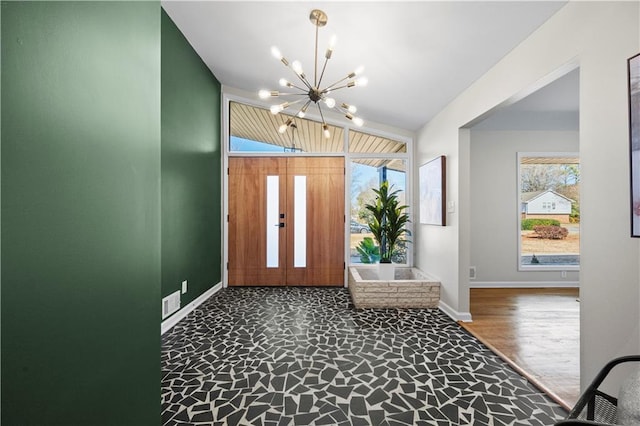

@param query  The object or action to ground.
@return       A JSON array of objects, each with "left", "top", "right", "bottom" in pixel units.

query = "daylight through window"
[{"left": 518, "top": 154, "right": 580, "bottom": 270}]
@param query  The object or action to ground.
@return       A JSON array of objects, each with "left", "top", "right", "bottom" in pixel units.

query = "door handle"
[{"left": 274, "top": 223, "right": 285, "bottom": 228}]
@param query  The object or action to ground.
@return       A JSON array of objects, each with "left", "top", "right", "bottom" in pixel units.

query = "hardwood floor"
[{"left": 460, "top": 288, "right": 580, "bottom": 411}]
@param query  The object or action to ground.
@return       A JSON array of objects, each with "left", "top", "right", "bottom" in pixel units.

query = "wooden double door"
[{"left": 228, "top": 157, "right": 345, "bottom": 286}]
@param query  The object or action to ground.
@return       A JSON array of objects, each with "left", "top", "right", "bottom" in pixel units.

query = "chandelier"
[{"left": 259, "top": 9, "right": 367, "bottom": 139}]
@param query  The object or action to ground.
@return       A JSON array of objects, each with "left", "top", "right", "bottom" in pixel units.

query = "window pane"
[
  {"left": 293, "top": 176, "right": 307, "bottom": 268},
  {"left": 229, "top": 102, "right": 343, "bottom": 153},
  {"left": 350, "top": 159, "right": 408, "bottom": 264},
  {"left": 349, "top": 129, "right": 406, "bottom": 153},
  {"left": 266, "top": 175, "right": 279, "bottom": 268},
  {"left": 519, "top": 155, "right": 580, "bottom": 269}
]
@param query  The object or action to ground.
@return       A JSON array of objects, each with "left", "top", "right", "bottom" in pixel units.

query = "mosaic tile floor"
[{"left": 161, "top": 287, "right": 567, "bottom": 425}]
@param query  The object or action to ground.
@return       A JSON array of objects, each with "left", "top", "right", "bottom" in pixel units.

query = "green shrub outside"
[{"left": 521, "top": 218, "right": 561, "bottom": 230}]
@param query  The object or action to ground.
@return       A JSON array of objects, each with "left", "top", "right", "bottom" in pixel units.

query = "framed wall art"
[
  {"left": 629, "top": 53, "right": 640, "bottom": 237},
  {"left": 419, "top": 155, "right": 446, "bottom": 226}
]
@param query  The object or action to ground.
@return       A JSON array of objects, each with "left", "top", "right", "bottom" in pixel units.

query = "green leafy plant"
[
  {"left": 521, "top": 218, "right": 561, "bottom": 230},
  {"left": 356, "top": 237, "right": 380, "bottom": 264},
  {"left": 363, "top": 181, "right": 410, "bottom": 263}
]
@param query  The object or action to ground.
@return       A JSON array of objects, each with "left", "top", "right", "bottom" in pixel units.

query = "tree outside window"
[{"left": 519, "top": 154, "right": 580, "bottom": 269}]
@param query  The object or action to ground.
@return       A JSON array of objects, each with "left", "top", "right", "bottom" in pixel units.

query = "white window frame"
[
  {"left": 348, "top": 155, "right": 411, "bottom": 267},
  {"left": 221, "top": 91, "right": 413, "bottom": 287},
  {"left": 517, "top": 152, "right": 580, "bottom": 272}
]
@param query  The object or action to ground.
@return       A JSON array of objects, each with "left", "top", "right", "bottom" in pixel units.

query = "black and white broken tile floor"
[{"left": 161, "top": 287, "right": 567, "bottom": 426}]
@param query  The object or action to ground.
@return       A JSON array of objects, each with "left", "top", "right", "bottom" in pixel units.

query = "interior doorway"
[
  {"left": 465, "top": 67, "right": 580, "bottom": 408},
  {"left": 228, "top": 156, "right": 345, "bottom": 286}
]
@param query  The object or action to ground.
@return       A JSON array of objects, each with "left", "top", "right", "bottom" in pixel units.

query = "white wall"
[
  {"left": 469, "top": 130, "right": 579, "bottom": 286},
  {"left": 415, "top": 2, "right": 639, "bottom": 388}
]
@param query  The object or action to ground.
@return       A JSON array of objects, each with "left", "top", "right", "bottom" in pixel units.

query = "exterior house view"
[
  {"left": 2, "top": 1, "right": 639, "bottom": 425},
  {"left": 522, "top": 190, "right": 574, "bottom": 223}
]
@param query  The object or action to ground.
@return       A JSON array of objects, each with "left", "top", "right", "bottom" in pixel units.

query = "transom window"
[{"left": 229, "top": 101, "right": 344, "bottom": 153}]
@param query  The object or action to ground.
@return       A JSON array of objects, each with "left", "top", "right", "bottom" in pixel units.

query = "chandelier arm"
[
  {"left": 317, "top": 56, "right": 330, "bottom": 89},
  {"left": 287, "top": 98, "right": 305, "bottom": 108},
  {"left": 288, "top": 119, "right": 297, "bottom": 151},
  {"left": 280, "top": 93, "right": 313, "bottom": 97},
  {"left": 334, "top": 103, "right": 363, "bottom": 127},
  {"left": 287, "top": 83, "right": 309, "bottom": 93},
  {"left": 317, "top": 104, "right": 332, "bottom": 138},
  {"left": 316, "top": 103, "right": 327, "bottom": 125},
  {"left": 275, "top": 98, "right": 306, "bottom": 115},
  {"left": 292, "top": 70, "right": 313, "bottom": 90},
  {"left": 324, "top": 82, "right": 355, "bottom": 92},
  {"left": 294, "top": 100, "right": 312, "bottom": 117},
  {"left": 314, "top": 20, "right": 319, "bottom": 87},
  {"left": 273, "top": 91, "right": 308, "bottom": 97},
  {"left": 336, "top": 104, "right": 354, "bottom": 119},
  {"left": 322, "top": 76, "right": 351, "bottom": 92}
]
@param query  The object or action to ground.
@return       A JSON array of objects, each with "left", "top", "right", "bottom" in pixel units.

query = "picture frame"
[
  {"left": 419, "top": 155, "right": 446, "bottom": 226},
  {"left": 629, "top": 53, "right": 640, "bottom": 237}
]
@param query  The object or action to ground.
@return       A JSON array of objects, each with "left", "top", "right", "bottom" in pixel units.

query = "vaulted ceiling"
[{"left": 162, "top": 1, "right": 568, "bottom": 132}]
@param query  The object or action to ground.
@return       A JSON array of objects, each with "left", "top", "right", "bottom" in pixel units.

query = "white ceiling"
[{"left": 161, "top": 1, "right": 569, "bottom": 132}]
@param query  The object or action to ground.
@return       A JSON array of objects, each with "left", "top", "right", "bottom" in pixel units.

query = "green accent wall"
[
  {"left": 161, "top": 10, "right": 221, "bottom": 306},
  {"left": 1, "top": 2, "right": 161, "bottom": 425}
]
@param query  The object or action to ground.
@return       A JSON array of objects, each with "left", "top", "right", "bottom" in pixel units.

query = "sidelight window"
[{"left": 350, "top": 158, "right": 408, "bottom": 265}]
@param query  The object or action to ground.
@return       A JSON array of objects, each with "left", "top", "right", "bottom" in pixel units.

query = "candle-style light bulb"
[
  {"left": 292, "top": 60, "right": 304, "bottom": 77},
  {"left": 341, "top": 103, "right": 357, "bottom": 113},
  {"left": 355, "top": 77, "right": 368, "bottom": 87},
  {"left": 259, "top": 90, "right": 278, "bottom": 99}
]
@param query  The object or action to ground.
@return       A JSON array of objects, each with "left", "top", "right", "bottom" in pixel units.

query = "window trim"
[
  {"left": 517, "top": 152, "right": 580, "bottom": 272},
  {"left": 221, "top": 92, "right": 414, "bottom": 288},
  {"left": 348, "top": 158, "right": 411, "bottom": 266}
]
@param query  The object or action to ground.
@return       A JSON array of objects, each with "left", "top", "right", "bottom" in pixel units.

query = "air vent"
[{"left": 162, "top": 290, "right": 181, "bottom": 320}]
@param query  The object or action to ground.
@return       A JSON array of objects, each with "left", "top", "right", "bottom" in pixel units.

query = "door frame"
[
  {"left": 227, "top": 157, "right": 346, "bottom": 286},
  {"left": 223, "top": 151, "right": 347, "bottom": 288},
  {"left": 221, "top": 92, "right": 413, "bottom": 288}
]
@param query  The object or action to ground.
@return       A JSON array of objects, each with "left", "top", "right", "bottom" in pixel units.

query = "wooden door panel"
[
  {"left": 228, "top": 157, "right": 286, "bottom": 286},
  {"left": 286, "top": 157, "right": 344, "bottom": 286},
  {"left": 229, "top": 156, "right": 344, "bottom": 287}
]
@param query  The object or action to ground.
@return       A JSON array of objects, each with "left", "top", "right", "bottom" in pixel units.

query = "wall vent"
[
  {"left": 162, "top": 290, "right": 181, "bottom": 320},
  {"left": 469, "top": 266, "right": 477, "bottom": 280}
]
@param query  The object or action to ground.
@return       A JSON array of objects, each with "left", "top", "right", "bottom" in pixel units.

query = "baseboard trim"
[
  {"left": 470, "top": 281, "right": 579, "bottom": 288},
  {"left": 161, "top": 282, "right": 222, "bottom": 335},
  {"left": 439, "top": 300, "right": 473, "bottom": 323}
]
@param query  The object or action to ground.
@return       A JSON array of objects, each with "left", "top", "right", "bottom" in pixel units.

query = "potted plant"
[
  {"left": 355, "top": 236, "right": 380, "bottom": 264},
  {"left": 361, "top": 181, "right": 410, "bottom": 279}
]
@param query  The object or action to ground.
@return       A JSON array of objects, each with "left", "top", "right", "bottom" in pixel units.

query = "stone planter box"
[{"left": 348, "top": 266, "right": 441, "bottom": 309}]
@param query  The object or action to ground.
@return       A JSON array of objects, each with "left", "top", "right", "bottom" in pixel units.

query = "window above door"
[{"left": 228, "top": 102, "right": 407, "bottom": 154}]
